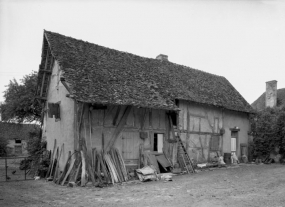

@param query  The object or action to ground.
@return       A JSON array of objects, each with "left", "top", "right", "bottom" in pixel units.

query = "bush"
[
  {"left": 19, "top": 158, "right": 32, "bottom": 170},
  {"left": 26, "top": 128, "right": 50, "bottom": 177}
]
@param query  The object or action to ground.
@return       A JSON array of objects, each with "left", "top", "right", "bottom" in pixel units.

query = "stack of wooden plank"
[{"left": 45, "top": 139, "right": 128, "bottom": 187}]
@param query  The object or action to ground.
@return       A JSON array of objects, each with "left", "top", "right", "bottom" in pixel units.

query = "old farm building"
[
  {"left": 35, "top": 31, "right": 253, "bottom": 171},
  {"left": 0, "top": 122, "right": 40, "bottom": 156}
]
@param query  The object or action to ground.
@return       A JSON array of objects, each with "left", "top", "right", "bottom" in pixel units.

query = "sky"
[{"left": 0, "top": 0, "right": 285, "bottom": 105}]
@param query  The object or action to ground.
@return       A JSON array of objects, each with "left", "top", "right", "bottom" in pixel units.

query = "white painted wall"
[{"left": 42, "top": 60, "right": 75, "bottom": 170}]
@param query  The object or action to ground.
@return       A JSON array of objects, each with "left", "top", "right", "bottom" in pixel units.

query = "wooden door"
[
  {"left": 121, "top": 132, "right": 142, "bottom": 163},
  {"left": 231, "top": 131, "right": 238, "bottom": 153}
]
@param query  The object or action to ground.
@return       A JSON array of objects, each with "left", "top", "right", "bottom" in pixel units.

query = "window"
[
  {"left": 48, "top": 102, "right": 60, "bottom": 119},
  {"left": 15, "top": 139, "right": 22, "bottom": 144},
  {"left": 153, "top": 133, "right": 164, "bottom": 153}
]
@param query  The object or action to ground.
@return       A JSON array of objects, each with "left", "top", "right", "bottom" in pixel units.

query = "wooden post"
[
  {"left": 46, "top": 139, "right": 57, "bottom": 178},
  {"left": 89, "top": 107, "right": 93, "bottom": 154},
  {"left": 78, "top": 103, "right": 85, "bottom": 151},
  {"left": 53, "top": 144, "right": 64, "bottom": 182},
  {"left": 80, "top": 150, "right": 86, "bottom": 186},
  {"left": 74, "top": 100, "right": 78, "bottom": 151},
  {"left": 40, "top": 47, "right": 50, "bottom": 97}
]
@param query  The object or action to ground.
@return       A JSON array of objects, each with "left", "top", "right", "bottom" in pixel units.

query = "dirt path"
[{"left": 0, "top": 164, "right": 285, "bottom": 207}]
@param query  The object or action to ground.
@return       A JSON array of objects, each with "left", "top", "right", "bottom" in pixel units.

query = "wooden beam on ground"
[{"left": 104, "top": 106, "right": 132, "bottom": 152}]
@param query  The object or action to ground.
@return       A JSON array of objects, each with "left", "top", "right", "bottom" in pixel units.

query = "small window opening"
[
  {"left": 15, "top": 139, "right": 21, "bottom": 144},
  {"left": 153, "top": 133, "right": 164, "bottom": 153},
  {"left": 48, "top": 102, "right": 60, "bottom": 120}
]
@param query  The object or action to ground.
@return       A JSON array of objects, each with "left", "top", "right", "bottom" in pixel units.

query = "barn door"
[{"left": 121, "top": 132, "right": 142, "bottom": 166}]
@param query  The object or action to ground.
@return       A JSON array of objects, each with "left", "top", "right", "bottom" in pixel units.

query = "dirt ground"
[{"left": 0, "top": 164, "right": 285, "bottom": 207}]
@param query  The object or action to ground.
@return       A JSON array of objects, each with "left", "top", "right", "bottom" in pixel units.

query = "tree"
[
  {"left": 250, "top": 106, "right": 285, "bottom": 158},
  {"left": 0, "top": 71, "right": 42, "bottom": 123},
  {"left": 0, "top": 136, "right": 9, "bottom": 156}
]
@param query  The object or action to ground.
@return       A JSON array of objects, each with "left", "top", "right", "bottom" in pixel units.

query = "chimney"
[
  {"left": 156, "top": 54, "right": 168, "bottom": 61},
  {"left": 265, "top": 80, "right": 277, "bottom": 108}
]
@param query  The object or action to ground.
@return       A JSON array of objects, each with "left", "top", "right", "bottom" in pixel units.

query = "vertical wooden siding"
[{"left": 78, "top": 104, "right": 170, "bottom": 165}]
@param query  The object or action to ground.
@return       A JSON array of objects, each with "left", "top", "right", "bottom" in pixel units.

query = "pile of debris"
[{"left": 255, "top": 147, "right": 284, "bottom": 164}]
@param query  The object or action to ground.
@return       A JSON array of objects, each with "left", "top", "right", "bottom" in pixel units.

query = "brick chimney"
[
  {"left": 156, "top": 54, "right": 168, "bottom": 61},
  {"left": 265, "top": 80, "right": 277, "bottom": 108}
]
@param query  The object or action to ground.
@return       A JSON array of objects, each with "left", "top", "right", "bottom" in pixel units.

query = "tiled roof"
[
  {"left": 41, "top": 30, "right": 253, "bottom": 113},
  {"left": 251, "top": 88, "right": 285, "bottom": 111}
]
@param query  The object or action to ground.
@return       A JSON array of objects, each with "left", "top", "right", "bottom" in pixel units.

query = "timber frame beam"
[{"left": 104, "top": 106, "right": 132, "bottom": 152}]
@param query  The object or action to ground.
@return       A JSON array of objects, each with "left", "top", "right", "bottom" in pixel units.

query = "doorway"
[{"left": 231, "top": 131, "right": 238, "bottom": 154}]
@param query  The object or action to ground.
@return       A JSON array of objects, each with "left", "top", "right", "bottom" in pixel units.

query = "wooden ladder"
[
  {"left": 176, "top": 133, "right": 196, "bottom": 173},
  {"left": 168, "top": 113, "right": 195, "bottom": 174}
]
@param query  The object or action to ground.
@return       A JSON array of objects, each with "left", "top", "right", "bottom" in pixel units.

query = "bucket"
[{"left": 224, "top": 153, "right": 232, "bottom": 165}]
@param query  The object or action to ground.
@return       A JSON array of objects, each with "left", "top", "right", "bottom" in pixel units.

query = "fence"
[{"left": 0, "top": 156, "right": 34, "bottom": 182}]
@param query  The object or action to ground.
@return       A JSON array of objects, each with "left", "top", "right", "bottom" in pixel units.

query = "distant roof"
[
  {"left": 0, "top": 122, "right": 40, "bottom": 140},
  {"left": 251, "top": 88, "right": 285, "bottom": 111},
  {"left": 38, "top": 30, "right": 253, "bottom": 113}
]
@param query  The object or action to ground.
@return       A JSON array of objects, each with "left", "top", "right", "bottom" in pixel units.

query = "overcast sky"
[{"left": 0, "top": 0, "right": 284, "bottom": 104}]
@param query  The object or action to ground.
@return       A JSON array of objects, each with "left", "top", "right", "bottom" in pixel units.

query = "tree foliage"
[
  {"left": 27, "top": 129, "right": 45, "bottom": 156},
  {"left": 250, "top": 106, "right": 285, "bottom": 158},
  {"left": 0, "top": 71, "right": 42, "bottom": 123},
  {"left": 0, "top": 137, "right": 9, "bottom": 156}
]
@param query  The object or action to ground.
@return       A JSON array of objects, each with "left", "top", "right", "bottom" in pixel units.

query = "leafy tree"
[
  {"left": 27, "top": 129, "right": 44, "bottom": 156},
  {"left": 0, "top": 71, "right": 42, "bottom": 123},
  {"left": 250, "top": 106, "right": 285, "bottom": 158}
]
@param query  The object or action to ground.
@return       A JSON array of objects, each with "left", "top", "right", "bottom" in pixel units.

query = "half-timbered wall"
[{"left": 178, "top": 100, "right": 250, "bottom": 163}]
